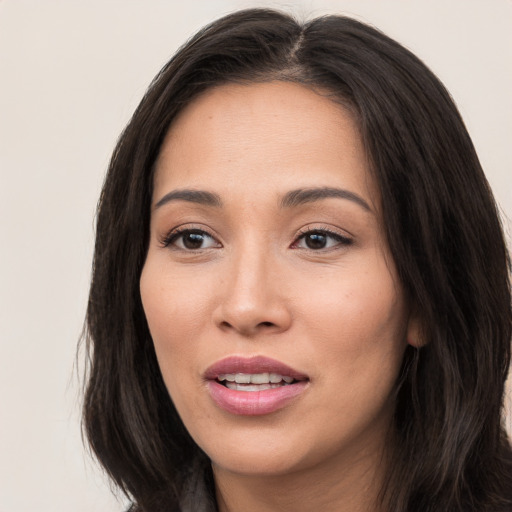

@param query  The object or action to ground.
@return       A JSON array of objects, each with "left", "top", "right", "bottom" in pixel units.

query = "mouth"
[
  {"left": 204, "top": 356, "right": 309, "bottom": 415},
  {"left": 217, "top": 372, "right": 296, "bottom": 391}
]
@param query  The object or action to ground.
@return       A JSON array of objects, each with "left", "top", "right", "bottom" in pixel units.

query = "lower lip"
[{"left": 206, "top": 380, "right": 308, "bottom": 416}]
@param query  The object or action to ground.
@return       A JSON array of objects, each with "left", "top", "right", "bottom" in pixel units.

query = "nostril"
[{"left": 218, "top": 319, "right": 277, "bottom": 334}]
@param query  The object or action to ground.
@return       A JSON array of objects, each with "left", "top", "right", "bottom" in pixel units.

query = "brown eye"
[
  {"left": 294, "top": 230, "right": 353, "bottom": 250},
  {"left": 182, "top": 232, "right": 207, "bottom": 249},
  {"left": 304, "top": 232, "right": 328, "bottom": 249},
  {"left": 164, "top": 229, "right": 221, "bottom": 250}
]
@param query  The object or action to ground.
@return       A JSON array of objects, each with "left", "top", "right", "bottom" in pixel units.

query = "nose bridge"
[
  {"left": 227, "top": 237, "right": 274, "bottom": 311},
  {"left": 215, "top": 235, "right": 290, "bottom": 335}
]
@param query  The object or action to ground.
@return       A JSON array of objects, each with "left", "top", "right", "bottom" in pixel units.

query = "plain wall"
[{"left": 0, "top": 1, "right": 510, "bottom": 511}]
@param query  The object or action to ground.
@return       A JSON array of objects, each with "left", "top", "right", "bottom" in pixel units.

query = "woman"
[{"left": 83, "top": 8, "right": 512, "bottom": 512}]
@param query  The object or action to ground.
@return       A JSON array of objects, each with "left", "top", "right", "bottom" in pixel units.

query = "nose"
[{"left": 212, "top": 246, "right": 292, "bottom": 337}]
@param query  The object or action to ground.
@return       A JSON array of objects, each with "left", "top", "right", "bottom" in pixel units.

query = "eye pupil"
[
  {"left": 183, "top": 232, "right": 205, "bottom": 249},
  {"left": 305, "top": 232, "right": 327, "bottom": 249}
]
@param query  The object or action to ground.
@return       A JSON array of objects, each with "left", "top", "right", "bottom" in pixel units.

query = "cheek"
[
  {"left": 139, "top": 261, "right": 210, "bottom": 386},
  {"left": 304, "top": 265, "right": 405, "bottom": 332},
  {"left": 140, "top": 254, "right": 213, "bottom": 332},
  {"left": 297, "top": 261, "right": 408, "bottom": 384}
]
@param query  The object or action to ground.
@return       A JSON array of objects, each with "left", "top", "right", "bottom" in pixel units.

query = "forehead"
[{"left": 153, "top": 81, "right": 376, "bottom": 207}]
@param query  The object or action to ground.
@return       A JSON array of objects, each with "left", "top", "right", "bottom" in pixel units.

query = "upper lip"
[{"left": 204, "top": 356, "right": 309, "bottom": 381}]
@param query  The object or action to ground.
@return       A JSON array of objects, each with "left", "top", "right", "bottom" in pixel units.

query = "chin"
[
  {"left": 210, "top": 448, "right": 306, "bottom": 477},
  {"left": 194, "top": 423, "right": 312, "bottom": 476}
]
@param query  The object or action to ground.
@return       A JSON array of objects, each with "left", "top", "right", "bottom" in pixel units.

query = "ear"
[{"left": 406, "top": 310, "right": 424, "bottom": 348}]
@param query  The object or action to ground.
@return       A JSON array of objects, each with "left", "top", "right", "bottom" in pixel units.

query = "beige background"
[{"left": 0, "top": 1, "right": 510, "bottom": 511}]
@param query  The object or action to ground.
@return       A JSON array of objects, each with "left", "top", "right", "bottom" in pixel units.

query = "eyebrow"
[
  {"left": 154, "top": 186, "right": 371, "bottom": 212},
  {"left": 154, "top": 189, "right": 222, "bottom": 210},
  {"left": 281, "top": 187, "right": 371, "bottom": 211}
]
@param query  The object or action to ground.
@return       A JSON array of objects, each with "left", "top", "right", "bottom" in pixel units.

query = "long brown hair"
[{"left": 83, "top": 8, "right": 512, "bottom": 511}]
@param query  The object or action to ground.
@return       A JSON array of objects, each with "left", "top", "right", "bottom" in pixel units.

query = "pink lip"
[
  {"left": 204, "top": 356, "right": 309, "bottom": 416},
  {"left": 204, "top": 356, "right": 308, "bottom": 380}
]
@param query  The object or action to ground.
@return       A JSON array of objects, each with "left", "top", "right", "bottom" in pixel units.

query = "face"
[{"left": 140, "top": 82, "right": 417, "bottom": 478}]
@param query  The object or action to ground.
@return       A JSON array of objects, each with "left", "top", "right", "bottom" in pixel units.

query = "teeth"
[
  {"left": 217, "top": 372, "right": 295, "bottom": 385},
  {"left": 218, "top": 373, "right": 236, "bottom": 382},
  {"left": 250, "top": 372, "right": 269, "bottom": 384},
  {"left": 225, "top": 382, "right": 284, "bottom": 391},
  {"left": 269, "top": 372, "right": 284, "bottom": 383}
]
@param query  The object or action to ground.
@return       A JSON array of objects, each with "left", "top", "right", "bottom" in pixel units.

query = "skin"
[{"left": 140, "top": 81, "right": 419, "bottom": 512}]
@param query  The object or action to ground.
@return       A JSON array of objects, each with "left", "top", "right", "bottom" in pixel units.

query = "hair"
[{"left": 83, "top": 8, "right": 512, "bottom": 512}]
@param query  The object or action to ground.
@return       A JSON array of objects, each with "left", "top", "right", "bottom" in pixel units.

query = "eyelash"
[
  {"left": 292, "top": 226, "right": 353, "bottom": 251},
  {"left": 161, "top": 226, "right": 220, "bottom": 250},
  {"left": 161, "top": 226, "right": 353, "bottom": 251}
]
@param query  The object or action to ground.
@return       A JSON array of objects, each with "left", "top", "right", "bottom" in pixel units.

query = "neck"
[{"left": 213, "top": 437, "right": 390, "bottom": 512}]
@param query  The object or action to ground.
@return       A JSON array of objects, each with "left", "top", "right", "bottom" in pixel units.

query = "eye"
[
  {"left": 293, "top": 229, "right": 353, "bottom": 250},
  {"left": 163, "top": 228, "right": 221, "bottom": 250}
]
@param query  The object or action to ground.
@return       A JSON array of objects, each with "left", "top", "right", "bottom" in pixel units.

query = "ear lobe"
[{"left": 406, "top": 312, "right": 424, "bottom": 348}]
